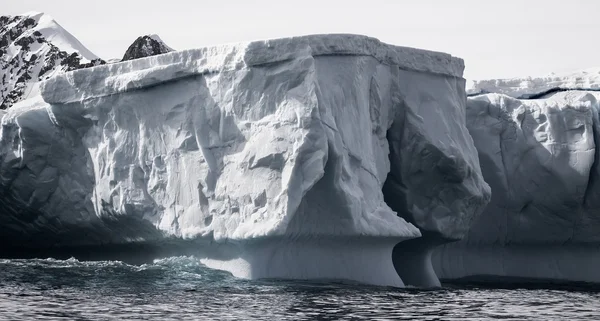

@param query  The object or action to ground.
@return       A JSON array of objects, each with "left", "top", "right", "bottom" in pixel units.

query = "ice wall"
[
  {"left": 0, "top": 34, "right": 489, "bottom": 286},
  {"left": 467, "top": 68, "right": 600, "bottom": 99},
  {"left": 433, "top": 90, "right": 600, "bottom": 283}
]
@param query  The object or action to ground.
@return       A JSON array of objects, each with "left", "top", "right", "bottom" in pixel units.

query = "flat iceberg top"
[
  {"left": 468, "top": 68, "right": 600, "bottom": 98},
  {"left": 40, "top": 34, "right": 464, "bottom": 104}
]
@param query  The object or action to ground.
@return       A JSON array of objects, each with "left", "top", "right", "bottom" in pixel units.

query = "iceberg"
[
  {"left": 467, "top": 68, "right": 600, "bottom": 99},
  {"left": 0, "top": 34, "right": 490, "bottom": 287},
  {"left": 434, "top": 69, "right": 600, "bottom": 283}
]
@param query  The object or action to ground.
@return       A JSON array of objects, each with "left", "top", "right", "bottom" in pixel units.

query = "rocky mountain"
[
  {"left": 0, "top": 12, "right": 105, "bottom": 109},
  {"left": 121, "top": 34, "right": 174, "bottom": 61}
]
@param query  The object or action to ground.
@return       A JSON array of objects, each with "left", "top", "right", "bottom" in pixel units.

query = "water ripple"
[{"left": 1, "top": 257, "right": 599, "bottom": 320}]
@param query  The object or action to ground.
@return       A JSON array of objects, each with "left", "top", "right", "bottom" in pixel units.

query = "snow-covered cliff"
[
  {"left": 435, "top": 70, "right": 600, "bottom": 283},
  {"left": 0, "top": 34, "right": 490, "bottom": 287},
  {"left": 0, "top": 12, "right": 104, "bottom": 109}
]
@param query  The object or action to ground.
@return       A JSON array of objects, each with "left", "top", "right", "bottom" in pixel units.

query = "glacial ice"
[
  {"left": 0, "top": 34, "right": 490, "bottom": 286},
  {"left": 433, "top": 88, "right": 600, "bottom": 283}
]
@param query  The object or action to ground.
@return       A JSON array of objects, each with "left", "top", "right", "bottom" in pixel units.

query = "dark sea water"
[{"left": 0, "top": 257, "right": 599, "bottom": 320}]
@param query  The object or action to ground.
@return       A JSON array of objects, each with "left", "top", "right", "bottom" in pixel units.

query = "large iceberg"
[
  {"left": 0, "top": 34, "right": 490, "bottom": 287},
  {"left": 434, "top": 70, "right": 600, "bottom": 283}
]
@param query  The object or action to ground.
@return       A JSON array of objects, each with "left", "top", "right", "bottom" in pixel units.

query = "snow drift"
[{"left": 0, "top": 34, "right": 490, "bottom": 286}]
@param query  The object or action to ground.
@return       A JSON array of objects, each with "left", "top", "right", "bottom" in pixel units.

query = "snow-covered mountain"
[
  {"left": 0, "top": 12, "right": 178, "bottom": 109},
  {"left": 121, "top": 34, "right": 174, "bottom": 61},
  {"left": 0, "top": 12, "right": 105, "bottom": 109}
]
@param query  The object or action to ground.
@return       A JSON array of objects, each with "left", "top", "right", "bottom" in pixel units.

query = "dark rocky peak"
[{"left": 122, "top": 34, "right": 174, "bottom": 61}]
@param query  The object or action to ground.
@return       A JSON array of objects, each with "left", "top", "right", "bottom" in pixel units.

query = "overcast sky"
[{"left": 5, "top": 0, "right": 600, "bottom": 80}]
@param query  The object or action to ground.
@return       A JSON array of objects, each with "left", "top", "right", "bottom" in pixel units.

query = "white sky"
[{"left": 4, "top": 0, "right": 600, "bottom": 80}]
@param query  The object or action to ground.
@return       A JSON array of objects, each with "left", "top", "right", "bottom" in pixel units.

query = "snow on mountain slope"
[
  {"left": 467, "top": 68, "right": 600, "bottom": 98},
  {"left": 121, "top": 34, "right": 174, "bottom": 61},
  {"left": 434, "top": 84, "right": 600, "bottom": 283},
  {"left": 0, "top": 12, "right": 104, "bottom": 109},
  {"left": 0, "top": 34, "right": 490, "bottom": 287}
]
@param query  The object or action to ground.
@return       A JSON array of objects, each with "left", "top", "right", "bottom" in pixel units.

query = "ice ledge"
[
  {"left": 40, "top": 34, "right": 464, "bottom": 104},
  {"left": 467, "top": 67, "right": 600, "bottom": 99}
]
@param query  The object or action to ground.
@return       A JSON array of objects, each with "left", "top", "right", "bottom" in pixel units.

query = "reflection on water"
[{"left": 1, "top": 257, "right": 599, "bottom": 320}]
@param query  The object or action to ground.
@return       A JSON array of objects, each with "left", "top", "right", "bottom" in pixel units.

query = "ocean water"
[{"left": 0, "top": 257, "right": 599, "bottom": 320}]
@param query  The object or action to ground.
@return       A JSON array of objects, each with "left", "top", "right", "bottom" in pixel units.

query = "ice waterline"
[{"left": 3, "top": 256, "right": 600, "bottom": 321}]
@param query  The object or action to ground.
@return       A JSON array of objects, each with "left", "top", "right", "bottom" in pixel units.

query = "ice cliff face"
[
  {"left": 121, "top": 34, "right": 174, "bottom": 61},
  {"left": 0, "top": 34, "right": 489, "bottom": 287},
  {"left": 0, "top": 12, "right": 105, "bottom": 109},
  {"left": 434, "top": 70, "right": 600, "bottom": 283}
]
